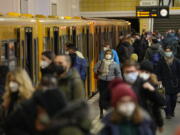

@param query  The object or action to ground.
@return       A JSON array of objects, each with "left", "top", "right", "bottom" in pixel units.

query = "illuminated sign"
[{"left": 136, "top": 6, "right": 169, "bottom": 18}]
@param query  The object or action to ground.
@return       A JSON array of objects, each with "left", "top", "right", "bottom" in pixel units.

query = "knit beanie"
[
  {"left": 110, "top": 79, "right": 137, "bottom": 107},
  {"left": 140, "top": 60, "right": 154, "bottom": 73},
  {"left": 130, "top": 53, "right": 138, "bottom": 62}
]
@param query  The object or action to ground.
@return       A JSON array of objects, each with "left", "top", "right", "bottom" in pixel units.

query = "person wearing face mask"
[
  {"left": 156, "top": 45, "right": 180, "bottom": 119},
  {"left": 140, "top": 60, "right": 165, "bottom": 134},
  {"left": 99, "top": 42, "right": 120, "bottom": 64},
  {"left": 65, "top": 44, "right": 88, "bottom": 81},
  {"left": 54, "top": 55, "right": 84, "bottom": 101},
  {"left": 40, "top": 51, "right": 56, "bottom": 77},
  {"left": 0, "top": 68, "right": 34, "bottom": 130},
  {"left": 99, "top": 79, "right": 154, "bottom": 135},
  {"left": 94, "top": 50, "right": 122, "bottom": 118},
  {"left": 122, "top": 60, "right": 165, "bottom": 133},
  {"left": 65, "top": 42, "right": 85, "bottom": 59}
]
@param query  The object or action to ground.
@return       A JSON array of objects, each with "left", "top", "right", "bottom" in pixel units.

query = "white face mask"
[
  {"left": 105, "top": 54, "right": 112, "bottom": 60},
  {"left": 9, "top": 81, "right": 19, "bottom": 92},
  {"left": 139, "top": 73, "right": 150, "bottom": 80},
  {"left": 164, "top": 52, "right": 173, "bottom": 57},
  {"left": 118, "top": 102, "right": 136, "bottom": 117},
  {"left": 103, "top": 47, "right": 108, "bottom": 51},
  {"left": 40, "top": 61, "right": 50, "bottom": 69},
  {"left": 124, "top": 72, "right": 139, "bottom": 84}
]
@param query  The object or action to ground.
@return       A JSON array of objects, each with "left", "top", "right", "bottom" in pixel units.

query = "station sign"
[{"left": 136, "top": 6, "right": 169, "bottom": 18}]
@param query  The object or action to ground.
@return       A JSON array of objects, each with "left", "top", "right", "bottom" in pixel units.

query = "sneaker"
[
  {"left": 166, "top": 115, "right": 172, "bottom": 119},
  {"left": 171, "top": 113, "right": 175, "bottom": 117}
]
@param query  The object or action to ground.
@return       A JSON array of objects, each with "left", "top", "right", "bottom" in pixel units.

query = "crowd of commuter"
[{"left": 0, "top": 29, "right": 180, "bottom": 135}]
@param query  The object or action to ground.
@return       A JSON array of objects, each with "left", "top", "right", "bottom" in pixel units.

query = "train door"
[{"left": 24, "top": 27, "right": 38, "bottom": 85}]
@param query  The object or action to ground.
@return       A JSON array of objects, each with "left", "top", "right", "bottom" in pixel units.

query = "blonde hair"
[{"left": 3, "top": 68, "right": 35, "bottom": 108}]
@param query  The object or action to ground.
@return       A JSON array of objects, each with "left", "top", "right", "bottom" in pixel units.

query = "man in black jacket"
[{"left": 156, "top": 45, "right": 180, "bottom": 119}]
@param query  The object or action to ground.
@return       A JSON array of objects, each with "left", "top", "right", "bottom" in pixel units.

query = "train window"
[
  {"left": 51, "top": 3, "right": 57, "bottom": 16},
  {"left": 72, "top": 27, "right": 76, "bottom": 46},
  {"left": 0, "top": 43, "right": 8, "bottom": 65},
  {"left": 53, "top": 26, "right": 59, "bottom": 55},
  {"left": 0, "top": 41, "right": 17, "bottom": 70},
  {"left": 44, "top": 28, "right": 51, "bottom": 51},
  {"left": 8, "top": 42, "right": 17, "bottom": 70}
]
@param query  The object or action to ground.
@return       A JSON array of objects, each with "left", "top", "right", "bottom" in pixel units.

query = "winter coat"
[
  {"left": 99, "top": 109, "right": 155, "bottom": 135},
  {"left": 132, "top": 77, "right": 165, "bottom": 131},
  {"left": 156, "top": 57, "right": 180, "bottom": 94},
  {"left": 100, "top": 49, "right": 120, "bottom": 64},
  {"left": 117, "top": 42, "right": 134, "bottom": 63},
  {"left": 3, "top": 98, "right": 37, "bottom": 135},
  {"left": 94, "top": 61, "right": 122, "bottom": 81},
  {"left": 58, "top": 68, "right": 85, "bottom": 101}
]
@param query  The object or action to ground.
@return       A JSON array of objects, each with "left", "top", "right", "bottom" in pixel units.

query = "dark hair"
[
  {"left": 122, "top": 60, "right": 140, "bottom": 71},
  {"left": 152, "top": 37, "right": 158, "bottom": 44},
  {"left": 104, "top": 41, "right": 111, "bottom": 47},
  {"left": 163, "top": 45, "right": 173, "bottom": 51},
  {"left": 65, "top": 42, "right": 77, "bottom": 51},
  {"left": 42, "top": 51, "right": 55, "bottom": 60},
  {"left": 105, "top": 49, "right": 112, "bottom": 54}
]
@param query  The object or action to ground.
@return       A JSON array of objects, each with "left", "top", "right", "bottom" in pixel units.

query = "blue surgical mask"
[
  {"left": 164, "top": 52, "right": 173, "bottom": 57},
  {"left": 123, "top": 72, "right": 139, "bottom": 84}
]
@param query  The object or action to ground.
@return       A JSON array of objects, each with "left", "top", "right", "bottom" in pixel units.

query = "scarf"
[
  {"left": 164, "top": 56, "right": 174, "bottom": 65},
  {"left": 99, "top": 59, "right": 113, "bottom": 76}
]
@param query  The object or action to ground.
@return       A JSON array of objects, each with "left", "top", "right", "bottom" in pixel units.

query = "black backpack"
[{"left": 150, "top": 51, "right": 161, "bottom": 65}]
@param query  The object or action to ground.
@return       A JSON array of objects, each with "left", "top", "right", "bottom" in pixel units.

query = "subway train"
[{"left": 0, "top": 12, "right": 131, "bottom": 97}]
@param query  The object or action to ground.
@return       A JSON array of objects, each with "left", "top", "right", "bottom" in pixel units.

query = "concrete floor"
[{"left": 88, "top": 94, "right": 180, "bottom": 135}]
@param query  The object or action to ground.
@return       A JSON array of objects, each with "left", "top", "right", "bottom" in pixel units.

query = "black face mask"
[{"left": 52, "top": 63, "right": 66, "bottom": 75}]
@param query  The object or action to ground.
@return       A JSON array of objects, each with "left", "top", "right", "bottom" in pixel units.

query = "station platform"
[{"left": 88, "top": 93, "right": 180, "bottom": 135}]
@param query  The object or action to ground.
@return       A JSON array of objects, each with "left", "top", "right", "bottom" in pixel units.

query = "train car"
[
  {"left": 0, "top": 13, "right": 39, "bottom": 85},
  {"left": 81, "top": 18, "right": 131, "bottom": 96},
  {"left": 0, "top": 13, "right": 131, "bottom": 98}
]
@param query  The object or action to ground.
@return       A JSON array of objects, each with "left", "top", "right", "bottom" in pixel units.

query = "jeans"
[{"left": 165, "top": 94, "right": 177, "bottom": 116}]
